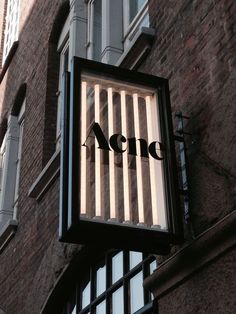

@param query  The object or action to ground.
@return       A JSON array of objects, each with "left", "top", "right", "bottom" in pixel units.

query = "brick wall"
[
  {"left": 158, "top": 248, "right": 236, "bottom": 313},
  {"left": 146, "top": 0, "right": 236, "bottom": 236},
  {"left": 0, "top": 1, "right": 74, "bottom": 313}
]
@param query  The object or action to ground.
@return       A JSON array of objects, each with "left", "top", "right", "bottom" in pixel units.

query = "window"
[
  {"left": 129, "top": 0, "right": 147, "bottom": 24},
  {"left": 123, "top": 0, "right": 149, "bottom": 49},
  {"left": 2, "top": 0, "right": 20, "bottom": 64},
  {"left": 86, "top": 0, "right": 150, "bottom": 65},
  {"left": 0, "top": 100, "right": 25, "bottom": 235},
  {"left": 63, "top": 251, "right": 156, "bottom": 314}
]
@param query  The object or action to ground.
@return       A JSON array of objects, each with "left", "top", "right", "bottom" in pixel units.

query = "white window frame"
[
  {"left": 56, "top": 16, "right": 69, "bottom": 150},
  {"left": 13, "top": 102, "right": 25, "bottom": 217},
  {"left": 0, "top": 100, "right": 25, "bottom": 233},
  {"left": 2, "top": 0, "right": 20, "bottom": 64}
]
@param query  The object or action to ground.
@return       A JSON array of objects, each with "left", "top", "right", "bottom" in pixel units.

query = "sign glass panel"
[{"left": 79, "top": 72, "right": 168, "bottom": 231}]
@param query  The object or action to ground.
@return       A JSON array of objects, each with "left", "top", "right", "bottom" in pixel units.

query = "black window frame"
[{"left": 63, "top": 250, "right": 156, "bottom": 314}]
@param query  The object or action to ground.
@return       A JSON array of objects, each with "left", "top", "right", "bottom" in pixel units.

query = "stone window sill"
[
  {"left": 0, "top": 219, "right": 18, "bottom": 254},
  {"left": 117, "top": 27, "right": 155, "bottom": 70},
  {"left": 28, "top": 150, "right": 60, "bottom": 201},
  {"left": 0, "top": 41, "right": 19, "bottom": 84}
]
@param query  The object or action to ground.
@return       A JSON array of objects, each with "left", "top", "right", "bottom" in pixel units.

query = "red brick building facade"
[{"left": 0, "top": 0, "right": 235, "bottom": 313}]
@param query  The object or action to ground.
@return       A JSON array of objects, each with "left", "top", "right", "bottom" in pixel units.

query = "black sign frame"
[{"left": 59, "top": 57, "right": 183, "bottom": 254}]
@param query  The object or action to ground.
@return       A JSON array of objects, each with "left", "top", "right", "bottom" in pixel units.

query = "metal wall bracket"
[{"left": 174, "top": 112, "right": 191, "bottom": 223}]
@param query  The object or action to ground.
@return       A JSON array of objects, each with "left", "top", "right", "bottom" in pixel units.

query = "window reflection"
[
  {"left": 112, "top": 252, "right": 123, "bottom": 284},
  {"left": 129, "top": 251, "right": 142, "bottom": 269},
  {"left": 93, "top": 0, "right": 102, "bottom": 61},
  {"left": 129, "top": 0, "right": 146, "bottom": 23},
  {"left": 130, "top": 271, "right": 144, "bottom": 313},
  {"left": 82, "top": 281, "right": 91, "bottom": 309},
  {"left": 150, "top": 259, "right": 157, "bottom": 274},
  {"left": 71, "top": 305, "right": 76, "bottom": 314},
  {"left": 96, "top": 300, "right": 106, "bottom": 314},
  {"left": 112, "top": 286, "right": 124, "bottom": 314},
  {"left": 96, "top": 263, "right": 106, "bottom": 296}
]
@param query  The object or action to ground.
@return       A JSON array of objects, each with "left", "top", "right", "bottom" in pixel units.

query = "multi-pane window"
[
  {"left": 2, "top": 0, "right": 20, "bottom": 64},
  {"left": 63, "top": 251, "right": 157, "bottom": 314}
]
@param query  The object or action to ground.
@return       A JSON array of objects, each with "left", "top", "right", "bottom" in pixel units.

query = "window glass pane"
[
  {"left": 82, "top": 281, "right": 91, "bottom": 309},
  {"left": 112, "top": 286, "right": 124, "bottom": 314},
  {"left": 130, "top": 271, "right": 144, "bottom": 313},
  {"left": 96, "top": 263, "right": 106, "bottom": 296},
  {"left": 139, "top": 11, "right": 149, "bottom": 28},
  {"left": 63, "top": 48, "right": 69, "bottom": 72},
  {"left": 129, "top": 251, "right": 142, "bottom": 270},
  {"left": 93, "top": 0, "right": 102, "bottom": 61},
  {"left": 129, "top": 0, "right": 146, "bottom": 23},
  {"left": 3, "top": 0, "right": 20, "bottom": 63},
  {"left": 80, "top": 74, "right": 167, "bottom": 230},
  {"left": 71, "top": 305, "right": 76, "bottom": 314},
  {"left": 96, "top": 300, "right": 106, "bottom": 314},
  {"left": 150, "top": 259, "right": 157, "bottom": 274},
  {"left": 112, "top": 252, "right": 123, "bottom": 284}
]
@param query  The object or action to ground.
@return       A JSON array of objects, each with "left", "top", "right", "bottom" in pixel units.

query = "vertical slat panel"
[
  {"left": 146, "top": 95, "right": 167, "bottom": 229},
  {"left": 108, "top": 87, "right": 116, "bottom": 220},
  {"left": 95, "top": 84, "right": 102, "bottom": 217},
  {"left": 120, "top": 90, "right": 131, "bottom": 222},
  {"left": 133, "top": 93, "right": 145, "bottom": 224},
  {"left": 80, "top": 81, "right": 87, "bottom": 216}
]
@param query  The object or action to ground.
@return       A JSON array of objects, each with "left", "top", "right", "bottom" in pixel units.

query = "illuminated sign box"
[{"left": 60, "top": 57, "right": 182, "bottom": 254}]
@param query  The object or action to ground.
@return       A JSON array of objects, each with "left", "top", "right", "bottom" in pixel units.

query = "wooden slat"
[
  {"left": 108, "top": 87, "right": 117, "bottom": 219},
  {"left": 121, "top": 90, "right": 131, "bottom": 222},
  {"left": 133, "top": 93, "right": 145, "bottom": 224},
  {"left": 94, "top": 84, "right": 102, "bottom": 217},
  {"left": 146, "top": 95, "right": 167, "bottom": 229}
]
